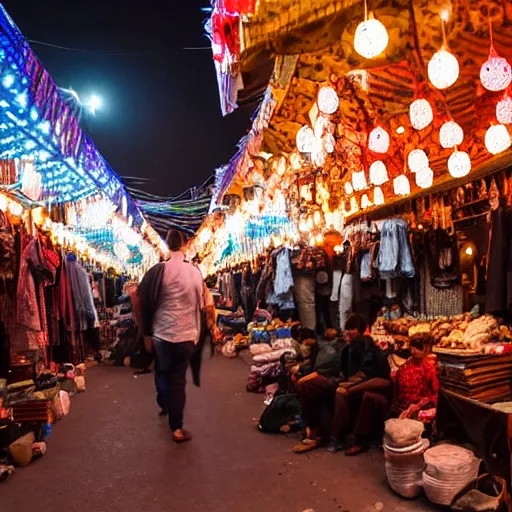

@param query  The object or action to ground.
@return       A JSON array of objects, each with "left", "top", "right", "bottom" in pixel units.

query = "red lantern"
[
  {"left": 222, "top": 0, "right": 256, "bottom": 15},
  {"left": 211, "top": 11, "right": 240, "bottom": 62}
]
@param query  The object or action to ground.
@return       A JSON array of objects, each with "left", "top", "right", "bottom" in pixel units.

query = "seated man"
[
  {"left": 293, "top": 314, "right": 390, "bottom": 454},
  {"left": 339, "top": 332, "right": 439, "bottom": 456}
]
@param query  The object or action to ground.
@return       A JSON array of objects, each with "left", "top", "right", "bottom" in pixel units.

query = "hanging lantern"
[
  {"left": 317, "top": 86, "right": 339, "bottom": 115},
  {"left": 8, "top": 200, "right": 23, "bottom": 218},
  {"left": 369, "top": 160, "right": 389, "bottom": 185},
  {"left": 314, "top": 115, "right": 330, "bottom": 139},
  {"left": 407, "top": 149, "right": 429, "bottom": 173},
  {"left": 368, "top": 126, "right": 390, "bottom": 153},
  {"left": 354, "top": 12, "right": 389, "bottom": 59},
  {"left": 352, "top": 170, "right": 368, "bottom": 191},
  {"left": 290, "top": 152, "right": 303, "bottom": 170},
  {"left": 428, "top": 48, "right": 460, "bottom": 90},
  {"left": 374, "top": 186, "right": 385, "bottom": 205},
  {"left": 350, "top": 196, "right": 359, "bottom": 212},
  {"left": 361, "top": 194, "right": 372, "bottom": 209},
  {"left": 496, "top": 94, "right": 512, "bottom": 125},
  {"left": 416, "top": 167, "right": 434, "bottom": 189},
  {"left": 393, "top": 175, "right": 410, "bottom": 196},
  {"left": 296, "top": 126, "right": 315, "bottom": 153},
  {"left": 448, "top": 150, "right": 471, "bottom": 178},
  {"left": 409, "top": 98, "right": 433, "bottom": 130},
  {"left": 485, "top": 124, "right": 511, "bottom": 155},
  {"left": 480, "top": 46, "right": 512, "bottom": 92},
  {"left": 277, "top": 157, "right": 287, "bottom": 176},
  {"left": 345, "top": 181, "right": 354, "bottom": 195},
  {"left": 439, "top": 120, "right": 464, "bottom": 149},
  {"left": 325, "top": 133, "right": 336, "bottom": 153}
]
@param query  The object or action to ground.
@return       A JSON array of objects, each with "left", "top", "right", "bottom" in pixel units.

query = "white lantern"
[
  {"left": 416, "top": 167, "right": 434, "bottom": 189},
  {"left": 393, "top": 175, "right": 410, "bottom": 196},
  {"left": 361, "top": 194, "right": 372, "bottom": 209},
  {"left": 439, "top": 120, "right": 464, "bottom": 149},
  {"left": 296, "top": 126, "right": 315, "bottom": 153},
  {"left": 369, "top": 160, "right": 389, "bottom": 185},
  {"left": 497, "top": 94, "right": 512, "bottom": 125},
  {"left": 448, "top": 150, "right": 471, "bottom": 178},
  {"left": 314, "top": 115, "right": 330, "bottom": 139},
  {"left": 428, "top": 48, "right": 460, "bottom": 90},
  {"left": 368, "top": 126, "right": 390, "bottom": 153},
  {"left": 277, "top": 157, "right": 287, "bottom": 176},
  {"left": 290, "top": 152, "right": 303, "bottom": 170},
  {"left": 485, "top": 124, "right": 511, "bottom": 155},
  {"left": 352, "top": 170, "right": 368, "bottom": 191},
  {"left": 407, "top": 149, "right": 429, "bottom": 173},
  {"left": 345, "top": 181, "right": 354, "bottom": 195},
  {"left": 325, "top": 133, "right": 336, "bottom": 153},
  {"left": 317, "top": 86, "right": 339, "bottom": 115},
  {"left": 374, "top": 186, "right": 385, "bottom": 205},
  {"left": 480, "top": 47, "right": 512, "bottom": 92},
  {"left": 354, "top": 14, "right": 389, "bottom": 59},
  {"left": 409, "top": 98, "right": 433, "bottom": 130},
  {"left": 8, "top": 200, "right": 23, "bottom": 217},
  {"left": 350, "top": 196, "right": 359, "bottom": 212}
]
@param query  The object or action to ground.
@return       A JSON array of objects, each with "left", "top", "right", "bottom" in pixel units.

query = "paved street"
[{"left": 2, "top": 356, "right": 436, "bottom": 512}]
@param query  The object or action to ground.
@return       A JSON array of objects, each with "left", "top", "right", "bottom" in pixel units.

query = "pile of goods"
[{"left": 374, "top": 314, "right": 512, "bottom": 355}]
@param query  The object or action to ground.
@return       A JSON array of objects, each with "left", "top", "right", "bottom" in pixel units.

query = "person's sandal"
[
  {"left": 344, "top": 444, "right": 368, "bottom": 456},
  {"left": 172, "top": 429, "right": 192, "bottom": 443},
  {"left": 292, "top": 437, "right": 321, "bottom": 454}
]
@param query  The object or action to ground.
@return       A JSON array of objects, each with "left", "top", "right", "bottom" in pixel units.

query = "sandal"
[
  {"left": 292, "top": 437, "right": 322, "bottom": 454},
  {"left": 172, "top": 429, "right": 192, "bottom": 444}
]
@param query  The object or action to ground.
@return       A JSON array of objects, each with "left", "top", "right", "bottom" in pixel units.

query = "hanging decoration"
[
  {"left": 427, "top": 15, "right": 459, "bottom": 90},
  {"left": 480, "top": 22, "right": 512, "bottom": 92},
  {"left": 352, "top": 170, "right": 368, "bottom": 191},
  {"left": 296, "top": 126, "right": 316, "bottom": 153},
  {"left": 416, "top": 167, "right": 434, "bottom": 189},
  {"left": 345, "top": 181, "right": 354, "bottom": 195},
  {"left": 361, "top": 194, "right": 372, "bottom": 209},
  {"left": 317, "top": 86, "right": 339, "bottom": 115},
  {"left": 439, "top": 120, "right": 464, "bottom": 148},
  {"left": 484, "top": 124, "right": 512, "bottom": 155},
  {"left": 393, "top": 175, "right": 411, "bottom": 196},
  {"left": 374, "top": 186, "right": 385, "bottom": 205},
  {"left": 325, "top": 133, "right": 336, "bottom": 153},
  {"left": 448, "top": 150, "right": 471, "bottom": 178},
  {"left": 350, "top": 196, "right": 359, "bottom": 212},
  {"left": 314, "top": 115, "right": 330, "bottom": 139},
  {"left": 369, "top": 160, "right": 389, "bottom": 185},
  {"left": 407, "top": 149, "right": 429, "bottom": 173},
  {"left": 20, "top": 161, "right": 43, "bottom": 201},
  {"left": 354, "top": 0, "right": 388, "bottom": 59},
  {"left": 368, "top": 126, "right": 390, "bottom": 153},
  {"left": 409, "top": 98, "right": 433, "bottom": 130},
  {"left": 496, "top": 94, "right": 512, "bottom": 125}
]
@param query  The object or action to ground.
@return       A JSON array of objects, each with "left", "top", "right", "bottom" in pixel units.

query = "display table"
[{"left": 436, "top": 388, "right": 512, "bottom": 484}]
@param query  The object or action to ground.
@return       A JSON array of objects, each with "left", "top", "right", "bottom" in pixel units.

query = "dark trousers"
[
  {"left": 154, "top": 338, "right": 195, "bottom": 431},
  {"left": 297, "top": 374, "right": 337, "bottom": 432}
]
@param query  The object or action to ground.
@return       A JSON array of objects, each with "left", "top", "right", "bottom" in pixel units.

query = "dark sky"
[{"left": 2, "top": 0, "right": 251, "bottom": 196}]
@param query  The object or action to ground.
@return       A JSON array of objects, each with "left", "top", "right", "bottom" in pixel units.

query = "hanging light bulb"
[
  {"left": 428, "top": 48, "right": 460, "bottom": 89},
  {"left": 407, "top": 149, "right": 429, "bottom": 173},
  {"left": 480, "top": 45, "right": 512, "bottom": 92},
  {"left": 369, "top": 160, "right": 389, "bottom": 185},
  {"left": 485, "top": 124, "right": 511, "bottom": 155},
  {"left": 352, "top": 170, "right": 368, "bottom": 191},
  {"left": 296, "top": 125, "right": 315, "bottom": 153},
  {"left": 374, "top": 186, "right": 385, "bottom": 205},
  {"left": 8, "top": 200, "right": 23, "bottom": 218},
  {"left": 354, "top": 10, "right": 389, "bottom": 60},
  {"left": 368, "top": 126, "right": 390, "bottom": 153},
  {"left": 416, "top": 167, "right": 434, "bottom": 189},
  {"left": 0, "top": 194, "right": 7, "bottom": 212},
  {"left": 317, "top": 86, "right": 339, "bottom": 115},
  {"left": 361, "top": 194, "right": 372, "bottom": 209},
  {"left": 344, "top": 181, "right": 354, "bottom": 195},
  {"left": 448, "top": 150, "right": 471, "bottom": 178},
  {"left": 497, "top": 94, "right": 512, "bottom": 125},
  {"left": 409, "top": 98, "right": 433, "bottom": 130},
  {"left": 439, "top": 120, "right": 464, "bottom": 148},
  {"left": 393, "top": 175, "right": 410, "bottom": 196}
]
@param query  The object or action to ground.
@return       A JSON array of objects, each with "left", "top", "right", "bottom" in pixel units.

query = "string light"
[
  {"left": 369, "top": 160, "right": 389, "bottom": 185},
  {"left": 439, "top": 120, "right": 464, "bottom": 148},
  {"left": 485, "top": 124, "right": 511, "bottom": 155},
  {"left": 496, "top": 94, "right": 512, "bottom": 125},
  {"left": 448, "top": 150, "right": 471, "bottom": 178},
  {"left": 407, "top": 149, "right": 429, "bottom": 173},
  {"left": 368, "top": 126, "right": 390, "bottom": 153},
  {"left": 317, "top": 86, "right": 339, "bottom": 115},
  {"left": 409, "top": 98, "right": 433, "bottom": 130}
]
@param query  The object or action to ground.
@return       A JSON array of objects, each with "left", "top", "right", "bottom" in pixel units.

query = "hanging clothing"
[
  {"left": 66, "top": 255, "right": 97, "bottom": 332},
  {"left": 294, "top": 275, "right": 316, "bottom": 331},
  {"left": 378, "top": 219, "right": 415, "bottom": 279}
]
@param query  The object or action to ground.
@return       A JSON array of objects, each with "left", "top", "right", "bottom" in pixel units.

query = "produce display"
[{"left": 373, "top": 314, "right": 512, "bottom": 355}]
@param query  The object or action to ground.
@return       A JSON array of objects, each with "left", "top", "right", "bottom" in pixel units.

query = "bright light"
[
  {"left": 396, "top": 126, "right": 405, "bottom": 134},
  {"left": 2, "top": 75, "right": 14, "bottom": 88},
  {"left": 87, "top": 94, "right": 102, "bottom": 115},
  {"left": 354, "top": 15, "right": 389, "bottom": 59},
  {"left": 465, "top": 246, "right": 473, "bottom": 256}
]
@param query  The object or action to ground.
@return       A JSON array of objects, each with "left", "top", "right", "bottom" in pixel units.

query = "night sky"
[{"left": 2, "top": 0, "right": 252, "bottom": 196}]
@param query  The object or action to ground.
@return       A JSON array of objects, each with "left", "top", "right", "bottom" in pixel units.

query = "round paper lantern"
[
  {"left": 485, "top": 124, "right": 511, "bottom": 155},
  {"left": 350, "top": 196, "right": 359, "bottom": 212},
  {"left": 480, "top": 47, "right": 512, "bottom": 92},
  {"left": 428, "top": 48, "right": 460, "bottom": 90},
  {"left": 373, "top": 186, "right": 385, "bottom": 205},
  {"left": 317, "top": 86, "right": 339, "bottom": 115},
  {"left": 368, "top": 126, "right": 390, "bottom": 153},
  {"left": 314, "top": 115, "right": 330, "bottom": 139},
  {"left": 325, "top": 133, "right": 336, "bottom": 153},
  {"left": 296, "top": 126, "right": 315, "bottom": 153},
  {"left": 393, "top": 175, "right": 410, "bottom": 196},
  {"left": 354, "top": 14, "right": 389, "bottom": 59},
  {"left": 409, "top": 99, "right": 433, "bottom": 130},
  {"left": 407, "top": 149, "right": 429, "bottom": 173},
  {"left": 439, "top": 121, "right": 464, "bottom": 149},
  {"left": 352, "top": 170, "right": 368, "bottom": 191},
  {"left": 496, "top": 95, "right": 512, "bottom": 125},
  {"left": 361, "top": 194, "right": 372, "bottom": 209},
  {"left": 369, "top": 160, "right": 389, "bottom": 185},
  {"left": 448, "top": 150, "right": 471, "bottom": 178},
  {"left": 416, "top": 167, "right": 434, "bottom": 189},
  {"left": 345, "top": 181, "right": 354, "bottom": 195}
]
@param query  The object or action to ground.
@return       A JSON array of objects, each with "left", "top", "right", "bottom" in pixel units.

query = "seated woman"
[{"left": 341, "top": 332, "right": 439, "bottom": 456}]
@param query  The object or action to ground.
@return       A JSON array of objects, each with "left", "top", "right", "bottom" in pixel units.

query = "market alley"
[{"left": 2, "top": 357, "right": 436, "bottom": 512}]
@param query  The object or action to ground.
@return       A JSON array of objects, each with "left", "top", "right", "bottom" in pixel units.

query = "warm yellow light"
[
  {"left": 439, "top": 120, "right": 464, "bottom": 149},
  {"left": 448, "top": 150, "right": 471, "bottom": 178},
  {"left": 374, "top": 186, "right": 385, "bottom": 205},
  {"left": 8, "top": 200, "right": 23, "bottom": 217},
  {"left": 497, "top": 94, "right": 512, "bottom": 125},
  {"left": 428, "top": 48, "right": 459, "bottom": 90},
  {"left": 407, "top": 149, "right": 429, "bottom": 173},
  {"left": 361, "top": 194, "right": 372, "bottom": 209},
  {"left": 0, "top": 194, "right": 7, "bottom": 212},
  {"left": 465, "top": 246, "right": 473, "bottom": 256},
  {"left": 368, "top": 126, "right": 390, "bottom": 153},
  {"left": 480, "top": 47, "right": 512, "bottom": 92},
  {"left": 416, "top": 167, "right": 434, "bottom": 189},
  {"left": 396, "top": 126, "right": 405, "bottom": 135},
  {"left": 354, "top": 14, "right": 389, "bottom": 59},
  {"left": 393, "top": 175, "right": 411, "bottom": 196},
  {"left": 409, "top": 99, "right": 433, "bottom": 130},
  {"left": 369, "top": 160, "right": 388, "bottom": 186},
  {"left": 317, "top": 86, "right": 339, "bottom": 115},
  {"left": 485, "top": 124, "right": 511, "bottom": 155}
]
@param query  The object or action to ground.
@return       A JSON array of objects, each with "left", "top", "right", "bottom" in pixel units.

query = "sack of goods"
[
  {"left": 383, "top": 419, "right": 429, "bottom": 498},
  {"left": 422, "top": 443, "right": 480, "bottom": 506}
]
